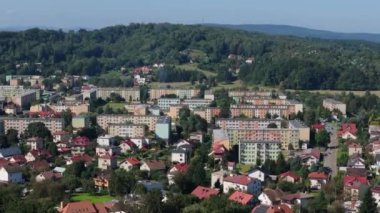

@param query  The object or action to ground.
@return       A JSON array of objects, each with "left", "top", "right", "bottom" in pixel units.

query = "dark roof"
[
  {"left": 1, "top": 165, "right": 22, "bottom": 173},
  {"left": 0, "top": 147, "right": 21, "bottom": 158}
]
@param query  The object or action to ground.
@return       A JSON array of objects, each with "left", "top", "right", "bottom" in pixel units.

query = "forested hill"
[{"left": 0, "top": 23, "right": 380, "bottom": 90}]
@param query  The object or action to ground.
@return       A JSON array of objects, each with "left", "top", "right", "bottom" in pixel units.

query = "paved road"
[{"left": 324, "top": 123, "right": 339, "bottom": 177}]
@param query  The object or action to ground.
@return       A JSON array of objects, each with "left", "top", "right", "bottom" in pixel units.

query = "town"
[{"left": 0, "top": 64, "right": 379, "bottom": 213}]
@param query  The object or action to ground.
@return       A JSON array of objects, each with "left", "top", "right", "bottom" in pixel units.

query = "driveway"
[{"left": 324, "top": 122, "right": 339, "bottom": 177}]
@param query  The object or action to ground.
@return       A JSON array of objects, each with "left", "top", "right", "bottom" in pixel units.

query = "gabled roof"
[
  {"left": 343, "top": 176, "right": 368, "bottom": 188},
  {"left": 10, "top": 155, "right": 27, "bottom": 163},
  {"left": 172, "top": 163, "right": 189, "bottom": 173},
  {"left": 71, "top": 136, "right": 91, "bottom": 147},
  {"left": 142, "top": 160, "right": 166, "bottom": 170},
  {"left": 337, "top": 123, "right": 358, "bottom": 136},
  {"left": 279, "top": 171, "right": 300, "bottom": 182},
  {"left": 126, "top": 157, "right": 140, "bottom": 166},
  {"left": 29, "top": 159, "right": 50, "bottom": 171},
  {"left": 224, "top": 175, "right": 254, "bottom": 185},
  {"left": 229, "top": 191, "right": 253, "bottom": 205},
  {"left": 261, "top": 188, "right": 285, "bottom": 203},
  {"left": 120, "top": 140, "right": 137, "bottom": 148},
  {"left": 311, "top": 123, "right": 325, "bottom": 130},
  {"left": 60, "top": 201, "right": 107, "bottom": 213},
  {"left": 0, "top": 164, "right": 22, "bottom": 173},
  {"left": 346, "top": 168, "right": 368, "bottom": 177},
  {"left": 0, "top": 147, "right": 21, "bottom": 158},
  {"left": 191, "top": 186, "right": 219, "bottom": 199},
  {"left": 37, "top": 171, "right": 62, "bottom": 180},
  {"left": 252, "top": 204, "right": 293, "bottom": 213},
  {"left": 70, "top": 154, "right": 92, "bottom": 163},
  {"left": 308, "top": 171, "right": 328, "bottom": 180}
]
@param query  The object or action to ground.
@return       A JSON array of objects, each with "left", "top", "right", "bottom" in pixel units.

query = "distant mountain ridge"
[{"left": 206, "top": 24, "right": 380, "bottom": 43}]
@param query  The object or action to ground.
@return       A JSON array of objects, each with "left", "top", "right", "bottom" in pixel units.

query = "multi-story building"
[
  {"left": 288, "top": 120, "right": 310, "bottom": 142},
  {"left": 97, "top": 114, "right": 159, "bottom": 131},
  {"left": 0, "top": 86, "right": 39, "bottom": 108},
  {"left": 72, "top": 115, "right": 90, "bottom": 129},
  {"left": 217, "top": 128, "right": 299, "bottom": 150},
  {"left": 168, "top": 104, "right": 186, "bottom": 119},
  {"left": 0, "top": 117, "right": 64, "bottom": 135},
  {"left": 239, "top": 140, "right": 281, "bottom": 165},
  {"left": 97, "top": 87, "right": 140, "bottom": 101},
  {"left": 6, "top": 75, "right": 44, "bottom": 88},
  {"left": 81, "top": 85, "right": 97, "bottom": 100},
  {"left": 323, "top": 98, "right": 346, "bottom": 115},
  {"left": 193, "top": 107, "right": 221, "bottom": 123},
  {"left": 49, "top": 102, "right": 89, "bottom": 115},
  {"left": 150, "top": 89, "right": 199, "bottom": 100},
  {"left": 155, "top": 116, "right": 171, "bottom": 140},
  {"left": 230, "top": 103, "right": 302, "bottom": 119},
  {"left": 223, "top": 175, "right": 261, "bottom": 195},
  {"left": 157, "top": 98, "right": 181, "bottom": 110},
  {"left": 124, "top": 104, "right": 148, "bottom": 115},
  {"left": 108, "top": 123, "right": 146, "bottom": 138},
  {"left": 216, "top": 118, "right": 281, "bottom": 129},
  {"left": 182, "top": 99, "right": 212, "bottom": 110}
]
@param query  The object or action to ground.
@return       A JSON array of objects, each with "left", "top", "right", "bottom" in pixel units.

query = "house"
[
  {"left": 29, "top": 159, "right": 50, "bottom": 172},
  {"left": 308, "top": 171, "right": 329, "bottom": 189},
  {"left": 35, "top": 171, "right": 62, "bottom": 182},
  {"left": 371, "top": 185, "right": 380, "bottom": 204},
  {"left": 130, "top": 137, "right": 149, "bottom": 149},
  {"left": 119, "top": 140, "right": 137, "bottom": 153},
  {"left": 119, "top": 157, "right": 141, "bottom": 172},
  {"left": 67, "top": 154, "right": 93, "bottom": 166},
  {"left": 209, "top": 144, "right": 227, "bottom": 161},
  {"left": 93, "top": 172, "right": 111, "bottom": 190},
  {"left": 338, "top": 123, "right": 358, "bottom": 140},
  {"left": 223, "top": 175, "right": 261, "bottom": 195},
  {"left": 0, "top": 147, "right": 21, "bottom": 158},
  {"left": 248, "top": 169, "right": 266, "bottom": 182},
  {"left": 191, "top": 186, "right": 219, "bottom": 200},
  {"left": 300, "top": 148, "right": 321, "bottom": 167},
  {"left": 258, "top": 188, "right": 285, "bottom": 206},
  {"left": 311, "top": 123, "right": 325, "bottom": 133},
  {"left": 281, "top": 193, "right": 314, "bottom": 209},
  {"left": 98, "top": 154, "right": 117, "bottom": 170},
  {"left": 347, "top": 154, "right": 365, "bottom": 169},
  {"left": 53, "top": 131, "right": 71, "bottom": 143},
  {"left": 95, "top": 146, "right": 120, "bottom": 157},
  {"left": 171, "top": 149, "right": 189, "bottom": 164},
  {"left": 25, "top": 137, "right": 44, "bottom": 150},
  {"left": 278, "top": 171, "right": 301, "bottom": 183},
  {"left": 346, "top": 168, "right": 368, "bottom": 178},
  {"left": 176, "top": 140, "right": 193, "bottom": 154},
  {"left": 9, "top": 155, "right": 27, "bottom": 164},
  {"left": 25, "top": 149, "right": 52, "bottom": 162},
  {"left": 344, "top": 176, "right": 368, "bottom": 201},
  {"left": 0, "top": 165, "right": 23, "bottom": 183},
  {"left": 252, "top": 204, "right": 293, "bottom": 213},
  {"left": 348, "top": 143, "right": 362, "bottom": 156},
  {"left": 71, "top": 136, "right": 92, "bottom": 155},
  {"left": 228, "top": 191, "right": 254, "bottom": 206},
  {"left": 167, "top": 163, "right": 189, "bottom": 185},
  {"left": 53, "top": 167, "right": 66, "bottom": 175},
  {"left": 96, "top": 135, "right": 115, "bottom": 147},
  {"left": 58, "top": 201, "right": 108, "bottom": 213},
  {"left": 140, "top": 160, "right": 166, "bottom": 172}
]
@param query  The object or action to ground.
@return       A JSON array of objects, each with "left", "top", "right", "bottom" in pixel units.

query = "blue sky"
[{"left": 0, "top": 0, "right": 379, "bottom": 33}]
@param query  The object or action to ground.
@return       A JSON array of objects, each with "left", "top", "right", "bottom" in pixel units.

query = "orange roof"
[
  {"left": 279, "top": 171, "right": 300, "bottom": 182},
  {"left": 60, "top": 201, "right": 107, "bottom": 213},
  {"left": 308, "top": 171, "right": 328, "bottom": 180},
  {"left": 229, "top": 191, "right": 253, "bottom": 205},
  {"left": 191, "top": 186, "right": 219, "bottom": 199},
  {"left": 224, "top": 175, "right": 254, "bottom": 185}
]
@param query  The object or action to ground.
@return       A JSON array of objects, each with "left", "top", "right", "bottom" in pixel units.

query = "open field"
[
  {"left": 70, "top": 193, "right": 114, "bottom": 203},
  {"left": 176, "top": 63, "right": 217, "bottom": 77}
]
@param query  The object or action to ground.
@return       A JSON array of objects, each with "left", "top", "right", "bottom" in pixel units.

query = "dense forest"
[{"left": 0, "top": 23, "right": 380, "bottom": 90}]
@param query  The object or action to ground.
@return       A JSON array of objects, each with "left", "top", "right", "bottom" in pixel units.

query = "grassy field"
[
  {"left": 103, "top": 102, "right": 125, "bottom": 110},
  {"left": 70, "top": 193, "right": 114, "bottom": 203},
  {"left": 289, "top": 90, "right": 380, "bottom": 96},
  {"left": 176, "top": 63, "right": 217, "bottom": 77}
]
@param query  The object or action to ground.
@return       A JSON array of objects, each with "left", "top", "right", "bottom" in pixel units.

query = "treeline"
[
  {"left": 1, "top": 23, "right": 380, "bottom": 89},
  {"left": 155, "top": 66, "right": 204, "bottom": 82}
]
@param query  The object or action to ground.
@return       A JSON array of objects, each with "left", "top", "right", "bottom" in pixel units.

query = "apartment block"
[
  {"left": 157, "top": 98, "right": 181, "bottom": 110},
  {"left": 182, "top": 99, "right": 212, "bottom": 110},
  {"left": 155, "top": 116, "right": 171, "bottom": 140},
  {"left": 219, "top": 128, "right": 299, "bottom": 150},
  {"left": 72, "top": 115, "right": 90, "bottom": 129},
  {"left": 0, "top": 117, "right": 64, "bottom": 135},
  {"left": 288, "top": 120, "right": 310, "bottom": 142},
  {"left": 124, "top": 104, "right": 148, "bottom": 115},
  {"left": 6, "top": 75, "right": 44, "bottom": 88},
  {"left": 216, "top": 118, "right": 281, "bottom": 129},
  {"left": 230, "top": 103, "right": 302, "bottom": 119},
  {"left": 0, "top": 86, "right": 38, "bottom": 108},
  {"left": 323, "top": 98, "right": 346, "bottom": 115},
  {"left": 49, "top": 102, "right": 89, "bottom": 115},
  {"left": 97, "top": 114, "right": 159, "bottom": 131},
  {"left": 97, "top": 87, "right": 140, "bottom": 101},
  {"left": 193, "top": 107, "right": 221, "bottom": 123},
  {"left": 150, "top": 89, "right": 199, "bottom": 100},
  {"left": 108, "top": 123, "right": 146, "bottom": 138},
  {"left": 239, "top": 140, "right": 281, "bottom": 165}
]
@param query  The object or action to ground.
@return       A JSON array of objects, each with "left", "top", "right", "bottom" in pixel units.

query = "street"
[{"left": 324, "top": 123, "right": 339, "bottom": 177}]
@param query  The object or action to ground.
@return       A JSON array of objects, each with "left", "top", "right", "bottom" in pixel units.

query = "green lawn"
[
  {"left": 176, "top": 63, "right": 217, "bottom": 77},
  {"left": 70, "top": 193, "right": 114, "bottom": 203}
]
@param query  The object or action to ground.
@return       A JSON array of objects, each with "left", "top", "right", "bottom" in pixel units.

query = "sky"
[{"left": 1, "top": 0, "right": 380, "bottom": 33}]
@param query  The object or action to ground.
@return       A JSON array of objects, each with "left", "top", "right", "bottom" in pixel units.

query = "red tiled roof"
[
  {"left": 60, "top": 201, "right": 107, "bottom": 213},
  {"left": 71, "top": 154, "right": 92, "bottom": 163},
  {"left": 229, "top": 191, "right": 253, "bottom": 205},
  {"left": 72, "top": 136, "right": 91, "bottom": 147},
  {"left": 173, "top": 163, "right": 189, "bottom": 173},
  {"left": 121, "top": 140, "right": 137, "bottom": 148},
  {"left": 10, "top": 155, "right": 27, "bottom": 164},
  {"left": 143, "top": 160, "right": 165, "bottom": 170},
  {"left": 224, "top": 175, "right": 253, "bottom": 185},
  {"left": 311, "top": 123, "right": 325, "bottom": 130},
  {"left": 279, "top": 171, "right": 300, "bottom": 182},
  {"left": 191, "top": 186, "right": 219, "bottom": 199},
  {"left": 343, "top": 176, "right": 368, "bottom": 188},
  {"left": 0, "top": 158, "right": 8, "bottom": 167},
  {"left": 337, "top": 123, "right": 358, "bottom": 136},
  {"left": 126, "top": 157, "right": 140, "bottom": 166},
  {"left": 308, "top": 172, "right": 328, "bottom": 180}
]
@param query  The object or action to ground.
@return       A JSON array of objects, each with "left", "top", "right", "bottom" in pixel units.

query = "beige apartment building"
[
  {"left": 97, "top": 87, "right": 140, "bottom": 101},
  {"left": 193, "top": 107, "right": 221, "bottom": 123},
  {"left": 0, "top": 117, "right": 64, "bottom": 135},
  {"left": 108, "top": 123, "right": 146, "bottom": 138},
  {"left": 150, "top": 89, "right": 199, "bottom": 100},
  {"left": 97, "top": 114, "right": 159, "bottom": 131},
  {"left": 230, "top": 103, "right": 303, "bottom": 119},
  {"left": 323, "top": 98, "right": 346, "bottom": 115},
  {"left": 239, "top": 140, "right": 281, "bottom": 165},
  {"left": 0, "top": 86, "right": 38, "bottom": 108},
  {"left": 216, "top": 118, "right": 282, "bottom": 129},
  {"left": 288, "top": 120, "right": 310, "bottom": 142},
  {"left": 49, "top": 103, "right": 89, "bottom": 115}
]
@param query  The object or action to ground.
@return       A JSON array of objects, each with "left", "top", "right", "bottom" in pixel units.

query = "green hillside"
[{"left": 0, "top": 23, "right": 379, "bottom": 90}]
